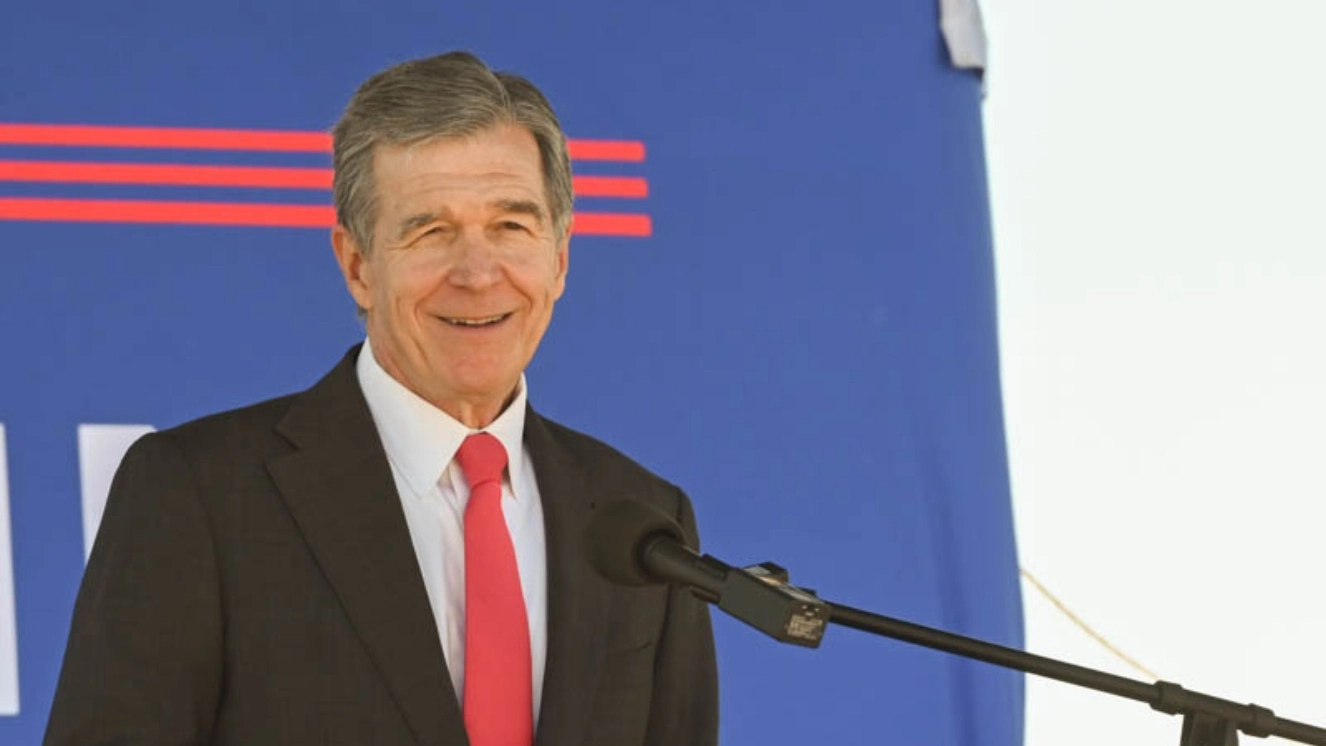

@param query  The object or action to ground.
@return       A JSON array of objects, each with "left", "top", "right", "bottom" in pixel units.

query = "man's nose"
[{"left": 445, "top": 233, "right": 502, "bottom": 289}]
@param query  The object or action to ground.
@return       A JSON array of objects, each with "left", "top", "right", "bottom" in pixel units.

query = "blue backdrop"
[{"left": 0, "top": 1, "right": 1023, "bottom": 744}]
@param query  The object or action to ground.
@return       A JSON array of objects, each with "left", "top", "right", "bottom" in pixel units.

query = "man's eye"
[{"left": 502, "top": 221, "right": 528, "bottom": 232}]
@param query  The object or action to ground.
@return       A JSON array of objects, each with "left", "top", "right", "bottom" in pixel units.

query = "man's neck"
[{"left": 436, "top": 389, "right": 518, "bottom": 430}]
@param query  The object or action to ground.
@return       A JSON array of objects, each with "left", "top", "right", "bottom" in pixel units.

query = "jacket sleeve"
[
  {"left": 643, "top": 487, "right": 719, "bottom": 746},
  {"left": 44, "top": 432, "right": 224, "bottom": 746}
]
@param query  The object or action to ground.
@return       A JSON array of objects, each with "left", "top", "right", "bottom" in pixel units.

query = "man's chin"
[{"left": 414, "top": 372, "right": 521, "bottom": 419}]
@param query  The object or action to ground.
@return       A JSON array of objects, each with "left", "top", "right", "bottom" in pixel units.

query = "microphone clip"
[{"left": 720, "top": 562, "right": 828, "bottom": 648}]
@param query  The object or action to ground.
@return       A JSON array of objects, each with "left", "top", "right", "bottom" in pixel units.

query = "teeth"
[{"left": 445, "top": 314, "right": 507, "bottom": 326}]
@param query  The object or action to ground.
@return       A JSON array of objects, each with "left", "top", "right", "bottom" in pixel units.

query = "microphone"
[{"left": 585, "top": 500, "right": 828, "bottom": 647}]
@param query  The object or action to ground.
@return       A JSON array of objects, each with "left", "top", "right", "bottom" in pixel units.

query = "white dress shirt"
[{"left": 355, "top": 339, "right": 547, "bottom": 723}]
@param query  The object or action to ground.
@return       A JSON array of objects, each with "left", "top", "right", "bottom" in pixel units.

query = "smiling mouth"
[{"left": 440, "top": 313, "right": 512, "bottom": 327}]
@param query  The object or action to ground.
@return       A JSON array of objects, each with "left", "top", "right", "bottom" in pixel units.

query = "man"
[{"left": 44, "top": 51, "right": 718, "bottom": 746}]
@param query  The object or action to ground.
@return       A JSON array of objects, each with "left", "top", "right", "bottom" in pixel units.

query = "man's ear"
[
  {"left": 551, "top": 226, "right": 570, "bottom": 300},
  {"left": 331, "top": 225, "right": 374, "bottom": 312}
]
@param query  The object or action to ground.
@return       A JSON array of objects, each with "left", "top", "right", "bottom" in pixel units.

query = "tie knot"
[{"left": 456, "top": 432, "right": 508, "bottom": 489}]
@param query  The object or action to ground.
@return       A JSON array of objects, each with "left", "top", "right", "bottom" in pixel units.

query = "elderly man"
[{"left": 44, "top": 51, "right": 718, "bottom": 746}]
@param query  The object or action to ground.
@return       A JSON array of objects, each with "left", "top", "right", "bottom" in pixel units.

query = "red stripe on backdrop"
[
  {"left": 566, "top": 140, "right": 646, "bottom": 162},
  {"left": 0, "top": 124, "right": 646, "bottom": 162},
  {"left": 0, "top": 160, "right": 332, "bottom": 188},
  {"left": 0, "top": 161, "right": 649, "bottom": 197},
  {"left": 574, "top": 175, "right": 648, "bottom": 198},
  {"left": 0, "top": 198, "right": 335, "bottom": 227},
  {"left": 573, "top": 213, "right": 652, "bottom": 237},
  {"left": 0, "top": 198, "right": 652, "bottom": 236},
  {"left": 0, "top": 124, "right": 331, "bottom": 152}
]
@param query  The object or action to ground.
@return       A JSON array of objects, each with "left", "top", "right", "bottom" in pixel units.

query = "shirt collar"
[{"left": 356, "top": 337, "right": 528, "bottom": 501}]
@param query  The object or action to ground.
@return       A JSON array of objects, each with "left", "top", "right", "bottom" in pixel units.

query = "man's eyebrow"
[
  {"left": 395, "top": 211, "right": 440, "bottom": 241},
  {"left": 496, "top": 199, "right": 547, "bottom": 222}
]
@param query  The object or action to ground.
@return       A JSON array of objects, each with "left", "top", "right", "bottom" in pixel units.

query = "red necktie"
[{"left": 456, "top": 432, "right": 532, "bottom": 746}]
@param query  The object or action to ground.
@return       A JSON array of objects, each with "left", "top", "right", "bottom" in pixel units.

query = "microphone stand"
[
  {"left": 826, "top": 600, "right": 1326, "bottom": 746},
  {"left": 614, "top": 509, "right": 1325, "bottom": 746},
  {"left": 715, "top": 563, "right": 1326, "bottom": 746}
]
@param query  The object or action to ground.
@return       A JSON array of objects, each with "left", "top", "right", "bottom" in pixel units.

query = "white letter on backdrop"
[{"left": 0, "top": 425, "right": 19, "bottom": 715}]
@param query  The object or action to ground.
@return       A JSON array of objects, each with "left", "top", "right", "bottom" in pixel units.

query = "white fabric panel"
[
  {"left": 940, "top": 0, "right": 988, "bottom": 70},
  {"left": 0, "top": 426, "right": 18, "bottom": 715},
  {"left": 984, "top": 1, "right": 1326, "bottom": 744}
]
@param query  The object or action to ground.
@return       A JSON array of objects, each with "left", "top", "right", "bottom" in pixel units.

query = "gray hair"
[{"left": 332, "top": 51, "right": 574, "bottom": 251}]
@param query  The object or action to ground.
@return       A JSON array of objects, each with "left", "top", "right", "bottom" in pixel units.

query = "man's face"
[{"left": 332, "top": 123, "right": 569, "bottom": 426}]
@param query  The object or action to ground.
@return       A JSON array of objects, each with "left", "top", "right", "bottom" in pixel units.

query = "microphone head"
[{"left": 585, "top": 499, "right": 688, "bottom": 587}]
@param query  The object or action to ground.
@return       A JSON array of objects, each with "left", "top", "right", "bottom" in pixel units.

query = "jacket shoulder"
[
  {"left": 529, "top": 411, "right": 707, "bottom": 545},
  {"left": 157, "top": 392, "right": 300, "bottom": 458},
  {"left": 535, "top": 413, "right": 681, "bottom": 494},
  {"left": 154, "top": 345, "right": 362, "bottom": 462}
]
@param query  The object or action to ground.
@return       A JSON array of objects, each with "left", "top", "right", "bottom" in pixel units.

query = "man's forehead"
[
  {"left": 378, "top": 174, "right": 550, "bottom": 214},
  {"left": 391, "top": 197, "right": 549, "bottom": 237},
  {"left": 375, "top": 133, "right": 543, "bottom": 189},
  {"left": 376, "top": 125, "right": 540, "bottom": 168}
]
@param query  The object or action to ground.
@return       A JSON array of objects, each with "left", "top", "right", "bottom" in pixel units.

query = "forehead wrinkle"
[
  {"left": 375, "top": 133, "right": 549, "bottom": 242},
  {"left": 496, "top": 198, "right": 547, "bottom": 222}
]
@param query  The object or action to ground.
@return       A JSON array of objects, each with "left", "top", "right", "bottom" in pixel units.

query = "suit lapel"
[
  {"left": 526, "top": 410, "right": 610, "bottom": 746},
  {"left": 266, "top": 349, "right": 465, "bottom": 746}
]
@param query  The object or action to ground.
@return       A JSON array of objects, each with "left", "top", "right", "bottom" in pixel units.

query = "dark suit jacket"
[{"left": 44, "top": 348, "right": 718, "bottom": 746}]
